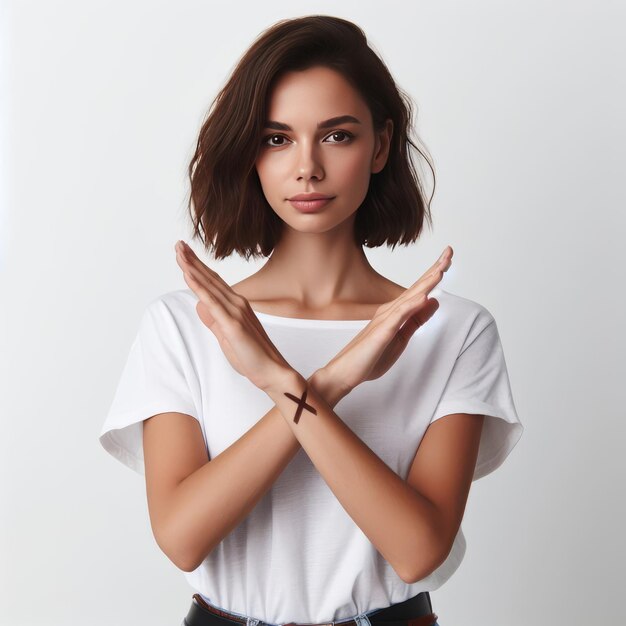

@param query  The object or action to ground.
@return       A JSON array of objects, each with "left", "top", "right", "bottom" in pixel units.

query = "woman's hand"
[
  {"left": 318, "top": 246, "right": 453, "bottom": 402},
  {"left": 175, "top": 240, "right": 295, "bottom": 394}
]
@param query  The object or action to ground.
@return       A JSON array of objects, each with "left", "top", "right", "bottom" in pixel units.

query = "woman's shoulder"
[
  {"left": 145, "top": 288, "right": 196, "bottom": 311},
  {"left": 141, "top": 288, "right": 202, "bottom": 331},
  {"left": 434, "top": 288, "right": 497, "bottom": 339}
]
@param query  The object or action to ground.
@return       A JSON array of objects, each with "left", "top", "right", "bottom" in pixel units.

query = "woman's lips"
[{"left": 288, "top": 197, "right": 334, "bottom": 212}]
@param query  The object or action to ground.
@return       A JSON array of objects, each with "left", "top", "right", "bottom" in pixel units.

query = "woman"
[{"left": 99, "top": 15, "right": 523, "bottom": 626}]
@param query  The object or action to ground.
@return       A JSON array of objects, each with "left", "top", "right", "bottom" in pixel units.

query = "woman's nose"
[{"left": 295, "top": 143, "right": 324, "bottom": 181}]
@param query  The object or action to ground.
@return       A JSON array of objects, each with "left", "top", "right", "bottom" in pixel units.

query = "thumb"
[
  {"left": 399, "top": 298, "right": 439, "bottom": 341},
  {"left": 196, "top": 301, "right": 216, "bottom": 327}
]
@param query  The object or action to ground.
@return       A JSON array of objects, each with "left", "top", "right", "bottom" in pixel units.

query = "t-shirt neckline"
[{"left": 251, "top": 309, "right": 372, "bottom": 328}]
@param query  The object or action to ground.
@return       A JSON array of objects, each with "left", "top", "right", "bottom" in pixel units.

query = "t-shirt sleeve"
[
  {"left": 99, "top": 298, "right": 202, "bottom": 476},
  {"left": 430, "top": 315, "right": 524, "bottom": 481}
]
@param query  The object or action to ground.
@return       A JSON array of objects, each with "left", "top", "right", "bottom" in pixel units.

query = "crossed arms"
[
  {"left": 143, "top": 364, "right": 484, "bottom": 583},
  {"left": 144, "top": 240, "right": 483, "bottom": 582}
]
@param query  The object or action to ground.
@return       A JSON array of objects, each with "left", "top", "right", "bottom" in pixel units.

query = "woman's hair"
[{"left": 187, "top": 14, "right": 435, "bottom": 260}]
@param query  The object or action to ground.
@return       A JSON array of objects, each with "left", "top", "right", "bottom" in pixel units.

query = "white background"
[{"left": 1, "top": 1, "right": 624, "bottom": 624}]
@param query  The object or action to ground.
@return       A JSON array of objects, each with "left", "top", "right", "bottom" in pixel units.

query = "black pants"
[{"left": 182, "top": 591, "right": 438, "bottom": 626}]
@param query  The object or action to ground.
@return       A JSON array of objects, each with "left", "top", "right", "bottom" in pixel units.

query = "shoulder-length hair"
[{"left": 187, "top": 14, "right": 435, "bottom": 260}]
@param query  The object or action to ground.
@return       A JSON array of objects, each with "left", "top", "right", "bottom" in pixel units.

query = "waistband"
[{"left": 185, "top": 591, "right": 438, "bottom": 626}]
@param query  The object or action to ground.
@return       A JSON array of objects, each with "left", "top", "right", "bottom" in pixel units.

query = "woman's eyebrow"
[{"left": 263, "top": 115, "right": 362, "bottom": 131}]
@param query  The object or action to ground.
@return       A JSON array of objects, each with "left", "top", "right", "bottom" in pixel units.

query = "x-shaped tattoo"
[{"left": 283, "top": 387, "right": 317, "bottom": 424}]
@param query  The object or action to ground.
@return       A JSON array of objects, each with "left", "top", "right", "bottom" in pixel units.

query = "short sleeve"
[
  {"left": 99, "top": 299, "right": 201, "bottom": 475},
  {"left": 430, "top": 317, "right": 524, "bottom": 481}
]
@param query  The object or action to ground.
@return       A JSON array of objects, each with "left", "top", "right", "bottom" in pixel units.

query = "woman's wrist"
[
  {"left": 264, "top": 368, "right": 305, "bottom": 404},
  {"left": 308, "top": 366, "right": 351, "bottom": 409},
  {"left": 263, "top": 366, "right": 350, "bottom": 410}
]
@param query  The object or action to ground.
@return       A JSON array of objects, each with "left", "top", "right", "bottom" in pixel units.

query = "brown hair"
[{"left": 186, "top": 15, "right": 435, "bottom": 260}]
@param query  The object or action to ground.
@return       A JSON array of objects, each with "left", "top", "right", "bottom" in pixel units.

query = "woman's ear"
[{"left": 371, "top": 118, "right": 394, "bottom": 174}]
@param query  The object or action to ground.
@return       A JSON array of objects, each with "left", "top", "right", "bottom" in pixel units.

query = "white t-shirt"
[{"left": 99, "top": 286, "right": 523, "bottom": 624}]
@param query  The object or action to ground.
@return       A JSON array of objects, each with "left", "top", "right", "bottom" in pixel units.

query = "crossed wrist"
[
  {"left": 309, "top": 367, "right": 351, "bottom": 408},
  {"left": 265, "top": 368, "right": 305, "bottom": 401},
  {"left": 264, "top": 366, "right": 351, "bottom": 410}
]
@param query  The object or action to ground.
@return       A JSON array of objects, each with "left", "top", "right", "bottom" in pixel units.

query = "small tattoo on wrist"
[{"left": 283, "top": 386, "right": 317, "bottom": 424}]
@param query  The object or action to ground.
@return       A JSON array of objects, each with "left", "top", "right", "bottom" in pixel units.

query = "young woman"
[{"left": 99, "top": 15, "right": 523, "bottom": 626}]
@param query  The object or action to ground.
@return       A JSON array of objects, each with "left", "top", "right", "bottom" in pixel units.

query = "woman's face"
[{"left": 255, "top": 65, "right": 392, "bottom": 235}]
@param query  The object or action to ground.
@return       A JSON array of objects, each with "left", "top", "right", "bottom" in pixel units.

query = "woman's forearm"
[
  {"left": 266, "top": 369, "right": 445, "bottom": 584},
  {"left": 164, "top": 371, "right": 334, "bottom": 572}
]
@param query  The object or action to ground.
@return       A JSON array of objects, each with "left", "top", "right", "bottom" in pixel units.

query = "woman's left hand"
[
  {"left": 320, "top": 246, "right": 453, "bottom": 402},
  {"left": 175, "top": 240, "right": 295, "bottom": 394}
]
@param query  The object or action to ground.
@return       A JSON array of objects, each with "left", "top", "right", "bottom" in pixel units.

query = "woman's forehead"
[{"left": 265, "top": 68, "right": 370, "bottom": 125}]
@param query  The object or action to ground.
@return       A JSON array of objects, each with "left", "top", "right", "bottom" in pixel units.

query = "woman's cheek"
[{"left": 341, "top": 154, "right": 373, "bottom": 191}]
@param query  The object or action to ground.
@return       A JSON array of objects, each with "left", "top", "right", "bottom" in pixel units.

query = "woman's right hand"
[
  {"left": 175, "top": 241, "right": 296, "bottom": 394},
  {"left": 317, "top": 247, "right": 453, "bottom": 402}
]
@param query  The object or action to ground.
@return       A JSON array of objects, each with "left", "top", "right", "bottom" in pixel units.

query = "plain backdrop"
[{"left": 1, "top": 1, "right": 624, "bottom": 625}]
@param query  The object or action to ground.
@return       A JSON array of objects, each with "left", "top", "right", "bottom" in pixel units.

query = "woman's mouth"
[{"left": 288, "top": 197, "right": 334, "bottom": 213}]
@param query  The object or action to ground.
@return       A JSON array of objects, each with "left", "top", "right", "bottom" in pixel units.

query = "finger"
[
  {"left": 174, "top": 241, "right": 271, "bottom": 343},
  {"left": 412, "top": 246, "right": 453, "bottom": 287},
  {"left": 382, "top": 285, "right": 440, "bottom": 338},
  {"left": 175, "top": 242, "right": 228, "bottom": 292},
  {"left": 435, "top": 245, "right": 453, "bottom": 272},
  {"left": 398, "top": 298, "right": 439, "bottom": 341},
  {"left": 179, "top": 253, "right": 274, "bottom": 355},
  {"left": 176, "top": 243, "right": 273, "bottom": 342},
  {"left": 416, "top": 245, "right": 452, "bottom": 290},
  {"left": 437, "top": 245, "right": 453, "bottom": 271},
  {"left": 387, "top": 248, "right": 451, "bottom": 315},
  {"left": 175, "top": 246, "right": 287, "bottom": 365},
  {"left": 392, "top": 267, "right": 444, "bottom": 314},
  {"left": 182, "top": 265, "right": 237, "bottom": 330},
  {"left": 178, "top": 250, "right": 244, "bottom": 319},
  {"left": 176, "top": 243, "right": 249, "bottom": 315},
  {"left": 183, "top": 273, "right": 240, "bottom": 351},
  {"left": 177, "top": 241, "right": 231, "bottom": 289},
  {"left": 184, "top": 262, "right": 287, "bottom": 373},
  {"left": 176, "top": 247, "right": 243, "bottom": 314},
  {"left": 400, "top": 298, "right": 439, "bottom": 337}
]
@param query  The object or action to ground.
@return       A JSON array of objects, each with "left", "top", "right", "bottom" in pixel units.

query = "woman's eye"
[
  {"left": 324, "top": 131, "right": 353, "bottom": 144},
  {"left": 262, "top": 131, "right": 353, "bottom": 147},
  {"left": 264, "top": 134, "right": 289, "bottom": 147}
]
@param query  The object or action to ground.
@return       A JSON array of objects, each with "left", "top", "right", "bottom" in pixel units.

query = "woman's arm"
[
  {"left": 266, "top": 369, "right": 482, "bottom": 585},
  {"left": 144, "top": 371, "right": 328, "bottom": 573},
  {"left": 163, "top": 241, "right": 464, "bottom": 578}
]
